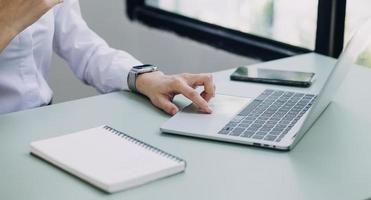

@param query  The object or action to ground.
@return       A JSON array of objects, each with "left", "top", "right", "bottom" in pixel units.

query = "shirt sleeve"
[{"left": 52, "top": 0, "right": 142, "bottom": 93}]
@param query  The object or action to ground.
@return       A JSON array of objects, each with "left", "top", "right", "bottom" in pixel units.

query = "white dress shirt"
[{"left": 0, "top": 0, "right": 142, "bottom": 114}]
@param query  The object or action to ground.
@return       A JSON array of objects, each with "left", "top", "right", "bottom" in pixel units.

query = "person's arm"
[
  {"left": 53, "top": 0, "right": 215, "bottom": 115},
  {"left": 0, "top": 0, "right": 61, "bottom": 52},
  {"left": 53, "top": 0, "right": 141, "bottom": 93}
]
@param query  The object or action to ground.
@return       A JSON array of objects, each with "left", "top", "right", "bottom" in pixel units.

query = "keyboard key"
[
  {"left": 272, "top": 91, "right": 284, "bottom": 96},
  {"left": 231, "top": 115, "right": 245, "bottom": 123},
  {"left": 219, "top": 123, "right": 237, "bottom": 133},
  {"left": 276, "top": 110, "right": 287, "bottom": 115},
  {"left": 284, "top": 129, "right": 292, "bottom": 134},
  {"left": 239, "top": 100, "right": 262, "bottom": 115},
  {"left": 280, "top": 120, "right": 291, "bottom": 124},
  {"left": 242, "top": 119, "right": 254, "bottom": 124},
  {"left": 270, "top": 117, "right": 281, "bottom": 122},
  {"left": 247, "top": 126, "right": 259, "bottom": 132},
  {"left": 277, "top": 134, "right": 286, "bottom": 140},
  {"left": 262, "top": 124, "right": 274, "bottom": 128},
  {"left": 255, "top": 95, "right": 269, "bottom": 101},
  {"left": 255, "top": 131, "right": 268, "bottom": 136},
  {"left": 272, "top": 127, "right": 284, "bottom": 132},
  {"left": 252, "top": 135, "right": 264, "bottom": 140},
  {"left": 230, "top": 128, "right": 245, "bottom": 136},
  {"left": 245, "top": 116, "right": 256, "bottom": 121},
  {"left": 261, "top": 89, "right": 274, "bottom": 95},
  {"left": 294, "top": 93, "right": 304, "bottom": 98},
  {"left": 266, "top": 120, "right": 277, "bottom": 125},
  {"left": 259, "top": 127, "right": 272, "bottom": 132},
  {"left": 264, "top": 135, "right": 277, "bottom": 141},
  {"left": 238, "top": 123, "right": 250, "bottom": 128},
  {"left": 269, "top": 131, "right": 281, "bottom": 136},
  {"left": 275, "top": 124, "right": 287, "bottom": 129},
  {"left": 298, "top": 110, "right": 307, "bottom": 115},
  {"left": 218, "top": 129, "right": 230, "bottom": 135},
  {"left": 290, "top": 109, "right": 301, "bottom": 113},
  {"left": 241, "top": 131, "right": 255, "bottom": 138},
  {"left": 263, "top": 110, "right": 275, "bottom": 115},
  {"left": 261, "top": 113, "right": 273, "bottom": 118},
  {"left": 225, "top": 122, "right": 238, "bottom": 128},
  {"left": 257, "top": 116, "right": 269, "bottom": 121},
  {"left": 266, "top": 108, "right": 277, "bottom": 112},
  {"left": 304, "top": 94, "right": 315, "bottom": 98},
  {"left": 284, "top": 114, "right": 296, "bottom": 120},
  {"left": 276, "top": 135, "right": 286, "bottom": 142},
  {"left": 249, "top": 114, "right": 261, "bottom": 118},
  {"left": 293, "top": 106, "right": 303, "bottom": 110},
  {"left": 254, "top": 120, "right": 265, "bottom": 125}
]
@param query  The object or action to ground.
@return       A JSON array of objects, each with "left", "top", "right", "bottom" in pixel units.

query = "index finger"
[
  {"left": 174, "top": 80, "right": 212, "bottom": 113},
  {"left": 184, "top": 74, "right": 215, "bottom": 101},
  {"left": 189, "top": 73, "right": 215, "bottom": 102}
]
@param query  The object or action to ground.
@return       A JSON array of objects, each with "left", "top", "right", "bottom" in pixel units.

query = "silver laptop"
[{"left": 161, "top": 20, "right": 371, "bottom": 150}]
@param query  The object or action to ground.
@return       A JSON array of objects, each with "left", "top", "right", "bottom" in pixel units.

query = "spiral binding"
[{"left": 103, "top": 125, "right": 186, "bottom": 165}]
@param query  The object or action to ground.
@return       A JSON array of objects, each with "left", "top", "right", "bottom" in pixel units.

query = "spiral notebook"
[{"left": 30, "top": 125, "right": 186, "bottom": 193}]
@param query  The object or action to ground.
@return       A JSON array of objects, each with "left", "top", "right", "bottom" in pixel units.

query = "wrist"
[
  {"left": 136, "top": 71, "right": 164, "bottom": 96},
  {"left": 127, "top": 64, "right": 158, "bottom": 93}
]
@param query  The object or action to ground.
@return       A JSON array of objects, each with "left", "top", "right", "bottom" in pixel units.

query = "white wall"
[{"left": 48, "top": 0, "right": 258, "bottom": 103}]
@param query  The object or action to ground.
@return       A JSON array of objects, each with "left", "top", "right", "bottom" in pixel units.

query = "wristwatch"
[{"left": 127, "top": 64, "right": 158, "bottom": 93}]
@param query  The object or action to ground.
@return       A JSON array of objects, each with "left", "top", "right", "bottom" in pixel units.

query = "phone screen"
[{"left": 231, "top": 66, "right": 315, "bottom": 87}]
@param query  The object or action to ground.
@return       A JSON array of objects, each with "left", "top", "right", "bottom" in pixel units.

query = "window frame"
[{"left": 126, "top": 0, "right": 347, "bottom": 61}]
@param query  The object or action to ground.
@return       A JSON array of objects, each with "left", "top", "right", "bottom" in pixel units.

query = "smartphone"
[{"left": 230, "top": 66, "right": 315, "bottom": 88}]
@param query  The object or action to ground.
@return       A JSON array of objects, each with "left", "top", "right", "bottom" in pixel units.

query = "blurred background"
[
  {"left": 147, "top": 0, "right": 371, "bottom": 66},
  {"left": 49, "top": 0, "right": 371, "bottom": 103}
]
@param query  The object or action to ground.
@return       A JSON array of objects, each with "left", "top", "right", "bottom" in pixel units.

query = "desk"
[{"left": 1, "top": 53, "right": 371, "bottom": 200}]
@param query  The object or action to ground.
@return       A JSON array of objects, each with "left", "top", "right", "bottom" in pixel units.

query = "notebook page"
[{"left": 31, "top": 126, "right": 183, "bottom": 189}]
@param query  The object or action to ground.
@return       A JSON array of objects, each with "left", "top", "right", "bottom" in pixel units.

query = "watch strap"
[
  {"left": 128, "top": 69, "right": 137, "bottom": 92},
  {"left": 127, "top": 64, "right": 157, "bottom": 93}
]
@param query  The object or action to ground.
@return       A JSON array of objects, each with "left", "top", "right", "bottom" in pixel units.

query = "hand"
[
  {"left": 136, "top": 71, "right": 215, "bottom": 115},
  {"left": 0, "top": 0, "right": 61, "bottom": 51}
]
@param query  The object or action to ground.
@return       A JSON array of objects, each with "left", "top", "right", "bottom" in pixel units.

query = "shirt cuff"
[{"left": 110, "top": 50, "right": 142, "bottom": 91}]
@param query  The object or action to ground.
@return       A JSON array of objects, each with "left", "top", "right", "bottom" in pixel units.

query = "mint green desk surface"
[{"left": 1, "top": 53, "right": 371, "bottom": 200}]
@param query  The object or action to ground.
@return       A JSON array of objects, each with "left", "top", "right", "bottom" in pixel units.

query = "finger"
[
  {"left": 186, "top": 74, "right": 215, "bottom": 102},
  {"left": 174, "top": 80, "right": 212, "bottom": 113},
  {"left": 201, "top": 90, "right": 213, "bottom": 102},
  {"left": 151, "top": 96, "right": 179, "bottom": 115},
  {"left": 200, "top": 84, "right": 216, "bottom": 102}
]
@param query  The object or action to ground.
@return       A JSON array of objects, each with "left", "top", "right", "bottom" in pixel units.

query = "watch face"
[
  {"left": 134, "top": 64, "right": 153, "bottom": 69},
  {"left": 134, "top": 65, "right": 157, "bottom": 73}
]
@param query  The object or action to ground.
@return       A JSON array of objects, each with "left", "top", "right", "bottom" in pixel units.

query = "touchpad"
[
  {"left": 161, "top": 94, "right": 251, "bottom": 135},
  {"left": 183, "top": 94, "right": 250, "bottom": 115}
]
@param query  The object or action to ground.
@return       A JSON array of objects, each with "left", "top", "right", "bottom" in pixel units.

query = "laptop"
[{"left": 161, "top": 20, "right": 371, "bottom": 150}]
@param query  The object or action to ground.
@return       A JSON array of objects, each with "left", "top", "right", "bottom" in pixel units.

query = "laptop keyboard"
[{"left": 218, "top": 89, "right": 317, "bottom": 143}]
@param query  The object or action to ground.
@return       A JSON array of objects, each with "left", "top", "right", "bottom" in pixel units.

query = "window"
[
  {"left": 146, "top": 0, "right": 318, "bottom": 50},
  {"left": 345, "top": 0, "right": 371, "bottom": 68},
  {"left": 127, "top": 1, "right": 370, "bottom": 62}
]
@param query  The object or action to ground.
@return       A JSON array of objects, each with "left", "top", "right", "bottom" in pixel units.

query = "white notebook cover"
[{"left": 30, "top": 125, "right": 186, "bottom": 193}]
